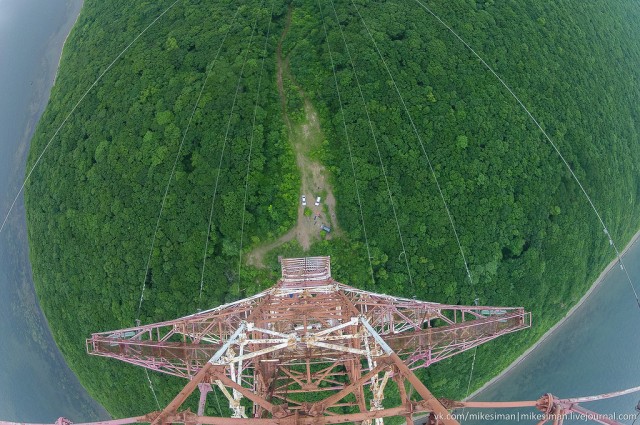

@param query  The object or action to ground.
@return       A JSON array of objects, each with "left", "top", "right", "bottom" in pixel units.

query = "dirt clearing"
[{"left": 246, "top": 9, "right": 341, "bottom": 268}]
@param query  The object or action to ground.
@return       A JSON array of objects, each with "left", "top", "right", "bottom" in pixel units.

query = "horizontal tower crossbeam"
[{"left": 86, "top": 256, "right": 531, "bottom": 424}]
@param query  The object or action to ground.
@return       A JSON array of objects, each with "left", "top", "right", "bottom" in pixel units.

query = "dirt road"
[{"left": 246, "top": 8, "right": 341, "bottom": 268}]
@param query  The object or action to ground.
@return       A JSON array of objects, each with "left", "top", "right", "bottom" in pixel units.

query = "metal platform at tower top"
[
  {"left": 86, "top": 256, "right": 532, "bottom": 425},
  {"left": 280, "top": 256, "right": 332, "bottom": 284}
]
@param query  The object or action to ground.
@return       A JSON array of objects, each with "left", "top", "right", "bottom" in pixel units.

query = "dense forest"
[{"left": 25, "top": 0, "right": 640, "bottom": 419}]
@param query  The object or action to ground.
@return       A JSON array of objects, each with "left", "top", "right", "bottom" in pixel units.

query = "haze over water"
[
  {"left": 467, "top": 244, "right": 640, "bottom": 425},
  {"left": 0, "top": 0, "right": 107, "bottom": 422},
  {"left": 0, "top": 1, "right": 638, "bottom": 424}
]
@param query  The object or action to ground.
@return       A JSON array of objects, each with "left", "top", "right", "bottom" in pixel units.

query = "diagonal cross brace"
[{"left": 359, "top": 316, "right": 459, "bottom": 425}]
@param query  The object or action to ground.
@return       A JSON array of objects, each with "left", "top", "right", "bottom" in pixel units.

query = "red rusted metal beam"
[
  {"left": 214, "top": 372, "right": 278, "bottom": 415},
  {"left": 310, "top": 362, "right": 388, "bottom": 413},
  {"left": 85, "top": 256, "right": 531, "bottom": 424},
  {"left": 150, "top": 362, "right": 216, "bottom": 425},
  {"left": 389, "top": 353, "right": 459, "bottom": 425}
]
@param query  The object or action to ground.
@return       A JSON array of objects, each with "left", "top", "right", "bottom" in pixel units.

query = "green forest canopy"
[{"left": 25, "top": 0, "right": 640, "bottom": 419}]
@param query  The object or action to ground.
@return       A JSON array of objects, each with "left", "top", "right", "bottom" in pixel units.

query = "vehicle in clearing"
[
  {"left": 301, "top": 195, "right": 306, "bottom": 206},
  {"left": 321, "top": 224, "right": 331, "bottom": 233},
  {"left": 315, "top": 196, "right": 321, "bottom": 206}
]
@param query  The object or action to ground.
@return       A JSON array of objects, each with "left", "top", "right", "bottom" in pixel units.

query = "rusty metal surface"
[
  {"left": 9, "top": 251, "right": 639, "bottom": 425},
  {"left": 85, "top": 256, "right": 531, "bottom": 424}
]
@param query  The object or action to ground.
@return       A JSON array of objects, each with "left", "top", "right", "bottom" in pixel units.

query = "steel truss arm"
[
  {"left": 83, "top": 257, "right": 533, "bottom": 424},
  {"left": 453, "top": 386, "right": 640, "bottom": 425}
]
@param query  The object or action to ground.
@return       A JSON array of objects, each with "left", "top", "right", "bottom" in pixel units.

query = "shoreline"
[
  {"left": 12, "top": 0, "right": 85, "bottom": 182},
  {"left": 16, "top": 0, "right": 639, "bottom": 420},
  {"left": 53, "top": 1, "right": 84, "bottom": 84},
  {"left": 466, "top": 226, "right": 640, "bottom": 400},
  {"left": 9, "top": 0, "right": 110, "bottom": 420}
]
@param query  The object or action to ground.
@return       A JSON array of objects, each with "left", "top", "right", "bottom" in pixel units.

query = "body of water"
[
  {"left": 0, "top": 0, "right": 108, "bottom": 422},
  {"left": 0, "top": 1, "right": 639, "bottom": 424},
  {"left": 467, "top": 240, "right": 640, "bottom": 424}
]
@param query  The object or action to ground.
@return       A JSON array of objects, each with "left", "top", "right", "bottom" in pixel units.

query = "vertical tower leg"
[
  {"left": 345, "top": 358, "right": 368, "bottom": 415},
  {"left": 197, "top": 383, "right": 212, "bottom": 416},
  {"left": 393, "top": 372, "right": 414, "bottom": 425}
]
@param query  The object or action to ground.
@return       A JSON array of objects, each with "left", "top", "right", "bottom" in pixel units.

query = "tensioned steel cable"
[
  {"left": 348, "top": 0, "right": 488, "bottom": 401},
  {"left": 317, "top": 0, "right": 376, "bottom": 287},
  {"left": 138, "top": 6, "right": 242, "bottom": 320},
  {"left": 338, "top": 10, "right": 483, "bottom": 400},
  {"left": 328, "top": 0, "right": 414, "bottom": 289},
  {"left": 350, "top": 0, "right": 475, "bottom": 291},
  {"left": 0, "top": 0, "right": 181, "bottom": 236},
  {"left": 199, "top": 4, "right": 263, "bottom": 308},
  {"left": 144, "top": 368, "right": 160, "bottom": 410},
  {"left": 409, "top": 0, "right": 640, "bottom": 311},
  {"left": 237, "top": 0, "right": 276, "bottom": 296}
]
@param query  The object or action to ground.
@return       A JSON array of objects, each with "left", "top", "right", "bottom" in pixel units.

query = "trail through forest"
[{"left": 247, "top": 7, "right": 340, "bottom": 268}]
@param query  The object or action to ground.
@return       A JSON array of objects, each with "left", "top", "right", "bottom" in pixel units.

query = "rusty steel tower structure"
[{"left": 84, "top": 256, "right": 531, "bottom": 425}]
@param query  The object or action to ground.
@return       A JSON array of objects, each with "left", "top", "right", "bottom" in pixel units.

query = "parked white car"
[
  {"left": 314, "top": 196, "right": 321, "bottom": 206},
  {"left": 301, "top": 195, "right": 307, "bottom": 206}
]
